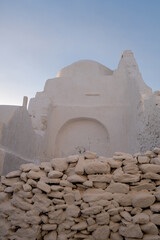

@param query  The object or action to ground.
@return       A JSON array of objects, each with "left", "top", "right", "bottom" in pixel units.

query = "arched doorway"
[{"left": 55, "top": 118, "right": 110, "bottom": 157}]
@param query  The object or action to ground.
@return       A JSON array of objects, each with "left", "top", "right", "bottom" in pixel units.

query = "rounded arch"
[{"left": 54, "top": 117, "right": 110, "bottom": 157}]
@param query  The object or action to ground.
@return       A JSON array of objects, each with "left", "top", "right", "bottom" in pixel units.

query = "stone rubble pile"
[{"left": 0, "top": 149, "right": 160, "bottom": 240}]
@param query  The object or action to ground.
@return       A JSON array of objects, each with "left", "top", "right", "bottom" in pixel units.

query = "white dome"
[{"left": 56, "top": 60, "right": 113, "bottom": 78}]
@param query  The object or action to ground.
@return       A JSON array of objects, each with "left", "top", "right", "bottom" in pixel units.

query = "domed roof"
[{"left": 56, "top": 60, "right": 113, "bottom": 77}]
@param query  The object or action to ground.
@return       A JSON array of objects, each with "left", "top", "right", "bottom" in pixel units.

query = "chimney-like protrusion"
[{"left": 22, "top": 96, "right": 28, "bottom": 108}]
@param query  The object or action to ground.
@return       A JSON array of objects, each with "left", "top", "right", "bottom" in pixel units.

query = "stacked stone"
[{"left": 0, "top": 149, "right": 160, "bottom": 240}]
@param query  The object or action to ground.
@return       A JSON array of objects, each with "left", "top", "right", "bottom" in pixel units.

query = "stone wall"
[{"left": 0, "top": 150, "right": 160, "bottom": 240}]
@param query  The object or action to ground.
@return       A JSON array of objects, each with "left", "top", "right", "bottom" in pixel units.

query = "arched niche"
[{"left": 55, "top": 117, "right": 110, "bottom": 157}]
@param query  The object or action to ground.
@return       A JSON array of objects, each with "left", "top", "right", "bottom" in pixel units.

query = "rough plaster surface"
[{"left": 0, "top": 149, "right": 160, "bottom": 239}]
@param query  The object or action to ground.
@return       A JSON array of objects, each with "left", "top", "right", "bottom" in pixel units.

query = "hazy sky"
[{"left": 0, "top": 0, "right": 160, "bottom": 105}]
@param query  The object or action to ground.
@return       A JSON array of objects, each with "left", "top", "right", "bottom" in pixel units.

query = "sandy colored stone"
[
  {"left": 96, "top": 212, "right": 109, "bottom": 225},
  {"left": 143, "top": 172, "right": 160, "bottom": 180},
  {"left": 42, "top": 224, "right": 57, "bottom": 231},
  {"left": 108, "top": 207, "right": 123, "bottom": 216},
  {"left": 20, "top": 163, "right": 40, "bottom": 172},
  {"left": 75, "top": 156, "right": 85, "bottom": 175},
  {"left": 27, "top": 178, "right": 37, "bottom": 187},
  {"left": 66, "top": 155, "right": 79, "bottom": 163},
  {"left": 150, "top": 203, "right": 160, "bottom": 212},
  {"left": 110, "top": 232, "right": 123, "bottom": 240},
  {"left": 74, "top": 190, "right": 81, "bottom": 201},
  {"left": 132, "top": 191, "right": 155, "bottom": 208},
  {"left": 16, "top": 225, "right": 40, "bottom": 238},
  {"left": 44, "top": 231, "right": 57, "bottom": 240},
  {"left": 106, "top": 182, "right": 129, "bottom": 193},
  {"left": 48, "top": 209, "right": 65, "bottom": 224},
  {"left": 81, "top": 206, "right": 103, "bottom": 215},
  {"left": 113, "top": 193, "right": 132, "bottom": 206},
  {"left": 133, "top": 213, "right": 149, "bottom": 224},
  {"left": 140, "top": 164, "right": 160, "bottom": 173},
  {"left": 51, "top": 158, "right": 68, "bottom": 172},
  {"left": 71, "top": 221, "right": 87, "bottom": 231},
  {"left": 153, "top": 147, "right": 160, "bottom": 154},
  {"left": 120, "top": 211, "right": 132, "bottom": 221},
  {"left": 109, "top": 221, "right": 120, "bottom": 232},
  {"left": 150, "top": 214, "right": 160, "bottom": 225},
  {"left": 82, "top": 189, "right": 112, "bottom": 202},
  {"left": 11, "top": 195, "right": 32, "bottom": 211},
  {"left": 84, "top": 161, "right": 109, "bottom": 174},
  {"left": 88, "top": 174, "right": 112, "bottom": 183},
  {"left": 143, "top": 235, "right": 160, "bottom": 240},
  {"left": 105, "top": 158, "right": 122, "bottom": 168},
  {"left": 113, "top": 168, "right": 140, "bottom": 183},
  {"left": 1, "top": 176, "right": 20, "bottom": 186},
  {"left": 27, "top": 170, "right": 46, "bottom": 179},
  {"left": 93, "top": 182, "right": 107, "bottom": 189},
  {"left": 23, "top": 183, "right": 32, "bottom": 192},
  {"left": 92, "top": 225, "right": 110, "bottom": 240},
  {"left": 64, "top": 193, "right": 74, "bottom": 205},
  {"left": 83, "top": 180, "right": 93, "bottom": 187},
  {"left": 48, "top": 191, "right": 63, "bottom": 199},
  {"left": 141, "top": 222, "right": 159, "bottom": 235},
  {"left": 67, "top": 174, "right": 87, "bottom": 183},
  {"left": 6, "top": 170, "right": 21, "bottom": 178},
  {"left": 150, "top": 157, "right": 160, "bottom": 165},
  {"left": 37, "top": 181, "right": 51, "bottom": 193},
  {"left": 66, "top": 205, "right": 80, "bottom": 218},
  {"left": 87, "top": 223, "right": 99, "bottom": 232},
  {"left": 131, "top": 183, "right": 155, "bottom": 191},
  {"left": 48, "top": 170, "right": 63, "bottom": 178},
  {"left": 138, "top": 156, "right": 150, "bottom": 164},
  {"left": 123, "top": 164, "right": 139, "bottom": 174},
  {"left": 85, "top": 151, "right": 97, "bottom": 159},
  {"left": 119, "top": 223, "right": 143, "bottom": 238}
]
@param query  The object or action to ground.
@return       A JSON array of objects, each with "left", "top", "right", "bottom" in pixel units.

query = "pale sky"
[{"left": 0, "top": 0, "right": 160, "bottom": 105}]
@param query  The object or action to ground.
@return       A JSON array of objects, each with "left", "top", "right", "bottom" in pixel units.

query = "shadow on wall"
[{"left": 55, "top": 117, "right": 110, "bottom": 157}]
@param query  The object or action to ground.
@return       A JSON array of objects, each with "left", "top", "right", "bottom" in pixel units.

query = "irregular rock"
[
  {"left": 92, "top": 225, "right": 110, "bottom": 240},
  {"left": 88, "top": 174, "right": 112, "bottom": 183},
  {"left": 20, "top": 163, "right": 40, "bottom": 172},
  {"left": 66, "top": 155, "right": 79, "bottom": 163},
  {"left": 37, "top": 181, "right": 51, "bottom": 193},
  {"left": 141, "top": 222, "right": 159, "bottom": 235},
  {"left": 67, "top": 174, "right": 87, "bottom": 183},
  {"left": 150, "top": 203, "right": 160, "bottom": 212},
  {"left": 138, "top": 156, "right": 150, "bottom": 164},
  {"left": 119, "top": 223, "right": 143, "bottom": 238},
  {"left": 75, "top": 156, "right": 85, "bottom": 175},
  {"left": 120, "top": 211, "right": 132, "bottom": 222},
  {"left": 133, "top": 213, "right": 149, "bottom": 224},
  {"left": 84, "top": 161, "right": 109, "bottom": 174},
  {"left": 44, "top": 231, "right": 57, "bottom": 240},
  {"left": 140, "top": 164, "right": 160, "bottom": 173},
  {"left": 6, "top": 170, "right": 21, "bottom": 178},
  {"left": 51, "top": 158, "right": 68, "bottom": 172},
  {"left": 27, "top": 170, "right": 46, "bottom": 179},
  {"left": 150, "top": 214, "right": 160, "bottom": 225},
  {"left": 143, "top": 235, "right": 160, "bottom": 240},
  {"left": 42, "top": 224, "right": 57, "bottom": 231},
  {"left": 85, "top": 151, "right": 97, "bottom": 159},
  {"left": 66, "top": 205, "right": 80, "bottom": 218},
  {"left": 113, "top": 168, "right": 140, "bottom": 183},
  {"left": 106, "top": 182, "right": 129, "bottom": 194},
  {"left": 132, "top": 192, "right": 155, "bottom": 208},
  {"left": 81, "top": 206, "right": 103, "bottom": 215},
  {"left": 96, "top": 212, "right": 109, "bottom": 225},
  {"left": 11, "top": 195, "right": 32, "bottom": 211},
  {"left": 71, "top": 221, "right": 87, "bottom": 231},
  {"left": 48, "top": 170, "right": 63, "bottom": 178}
]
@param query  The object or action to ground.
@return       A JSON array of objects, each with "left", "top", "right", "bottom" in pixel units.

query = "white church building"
[{"left": 0, "top": 50, "right": 160, "bottom": 174}]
